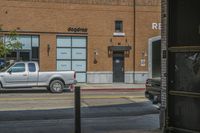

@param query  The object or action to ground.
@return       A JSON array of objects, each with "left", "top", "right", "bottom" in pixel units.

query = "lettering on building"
[
  {"left": 68, "top": 27, "right": 88, "bottom": 33},
  {"left": 152, "top": 23, "right": 161, "bottom": 30}
]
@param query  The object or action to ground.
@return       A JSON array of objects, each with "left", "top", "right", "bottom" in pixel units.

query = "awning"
[{"left": 108, "top": 46, "right": 131, "bottom": 51}]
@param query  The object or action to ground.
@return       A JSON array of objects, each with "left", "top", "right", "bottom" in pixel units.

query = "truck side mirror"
[{"left": 8, "top": 69, "right": 12, "bottom": 74}]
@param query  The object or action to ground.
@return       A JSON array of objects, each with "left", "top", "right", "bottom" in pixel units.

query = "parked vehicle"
[
  {"left": 0, "top": 61, "right": 77, "bottom": 93},
  {"left": 0, "top": 59, "right": 5, "bottom": 69},
  {"left": 145, "top": 77, "right": 161, "bottom": 104}
]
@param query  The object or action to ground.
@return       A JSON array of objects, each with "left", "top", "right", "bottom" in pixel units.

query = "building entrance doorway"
[
  {"left": 148, "top": 36, "right": 161, "bottom": 78},
  {"left": 6, "top": 51, "right": 31, "bottom": 61},
  {"left": 113, "top": 52, "right": 124, "bottom": 82}
]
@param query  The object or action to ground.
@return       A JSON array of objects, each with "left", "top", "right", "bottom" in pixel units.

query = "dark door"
[
  {"left": 152, "top": 40, "right": 161, "bottom": 78},
  {"left": 113, "top": 53, "right": 124, "bottom": 82}
]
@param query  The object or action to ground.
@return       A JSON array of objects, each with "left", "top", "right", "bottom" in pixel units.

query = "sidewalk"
[{"left": 77, "top": 83, "right": 145, "bottom": 91}]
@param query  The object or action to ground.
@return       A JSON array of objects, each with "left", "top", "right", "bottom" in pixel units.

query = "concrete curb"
[{"left": 81, "top": 88, "right": 145, "bottom": 91}]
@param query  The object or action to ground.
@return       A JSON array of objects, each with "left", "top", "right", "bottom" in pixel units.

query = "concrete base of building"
[
  {"left": 87, "top": 72, "right": 113, "bottom": 83},
  {"left": 125, "top": 71, "right": 134, "bottom": 83},
  {"left": 87, "top": 71, "right": 149, "bottom": 84},
  {"left": 134, "top": 71, "right": 149, "bottom": 84}
]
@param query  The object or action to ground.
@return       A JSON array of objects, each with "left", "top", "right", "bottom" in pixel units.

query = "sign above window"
[{"left": 68, "top": 27, "right": 88, "bottom": 33}]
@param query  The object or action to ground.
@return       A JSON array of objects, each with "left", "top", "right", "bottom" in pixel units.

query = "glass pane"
[
  {"left": 72, "top": 61, "right": 86, "bottom": 71},
  {"left": 4, "top": 36, "right": 18, "bottom": 45},
  {"left": 57, "top": 48, "right": 71, "bottom": 59},
  {"left": 32, "top": 36, "right": 39, "bottom": 47},
  {"left": 57, "top": 37, "right": 71, "bottom": 47},
  {"left": 6, "top": 52, "right": 17, "bottom": 61},
  {"left": 11, "top": 63, "right": 25, "bottom": 72},
  {"left": 169, "top": 0, "right": 200, "bottom": 46},
  {"left": 170, "top": 52, "right": 200, "bottom": 93},
  {"left": 19, "top": 36, "right": 31, "bottom": 50},
  {"left": 72, "top": 37, "right": 86, "bottom": 47},
  {"left": 76, "top": 73, "right": 86, "bottom": 82},
  {"left": 169, "top": 95, "right": 200, "bottom": 132},
  {"left": 57, "top": 61, "right": 71, "bottom": 71},
  {"left": 72, "top": 48, "right": 86, "bottom": 59},
  {"left": 19, "top": 52, "right": 30, "bottom": 61},
  {"left": 32, "top": 47, "right": 39, "bottom": 59},
  {"left": 28, "top": 63, "right": 36, "bottom": 72},
  {"left": 115, "top": 21, "right": 123, "bottom": 32}
]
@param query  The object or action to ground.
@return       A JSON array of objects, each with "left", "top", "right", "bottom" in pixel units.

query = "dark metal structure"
[
  {"left": 162, "top": 0, "right": 200, "bottom": 132},
  {"left": 75, "top": 86, "right": 81, "bottom": 133}
]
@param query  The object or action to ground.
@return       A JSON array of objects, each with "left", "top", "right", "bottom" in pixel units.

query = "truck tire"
[{"left": 49, "top": 80, "right": 64, "bottom": 93}]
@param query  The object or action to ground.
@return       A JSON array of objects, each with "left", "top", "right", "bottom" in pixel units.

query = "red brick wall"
[{"left": 0, "top": 0, "right": 161, "bottom": 72}]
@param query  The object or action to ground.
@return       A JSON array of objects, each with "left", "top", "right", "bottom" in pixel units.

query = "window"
[
  {"left": 115, "top": 20, "right": 123, "bottom": 32},
  {"left": 56, "top": 36, "right": 87, "bottom": 82},
  {"left": 28, "top": 63, "right": 36, "bottom": 72},
  {"left": 10, "top": 63, "right": 25, "bottom": 73},
  {"left": 31, "top": 36, "right": 39, "bottom": 61},
  {"left": 4, "top": 35, "right": 39, "bottom": 61}
]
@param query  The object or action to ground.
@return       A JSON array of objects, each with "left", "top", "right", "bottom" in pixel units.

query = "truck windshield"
[{"left": 0, "top": 63, "right": 14, "bottom": 72}]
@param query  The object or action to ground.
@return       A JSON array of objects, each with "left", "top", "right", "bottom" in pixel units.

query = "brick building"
[{"left": 0, "top": 0, "right": 161, "bottom": 83}]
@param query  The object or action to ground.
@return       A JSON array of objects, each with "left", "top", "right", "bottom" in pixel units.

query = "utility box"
[{"left": 161, "top": 0, "right": 200, "bottom": 133}]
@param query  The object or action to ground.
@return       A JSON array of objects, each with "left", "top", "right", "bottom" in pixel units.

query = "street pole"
[{"left": 75, "top": 86, "right": 81, "bottom": 133}]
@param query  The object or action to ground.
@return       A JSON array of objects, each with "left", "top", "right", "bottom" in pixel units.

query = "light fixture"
[
  {"left": 47, "top": 44, "right": 50, "bottom": 56},
  {"left": 93, "top": 49, "right": 98, "bottom": 64},
  {"left": 141, "top": 51, "right": 147, "bottom": 58},
  {"left": 110, "top": 38, "right": 112, "bottom": 44},
  {"left": 108, "top": 38, "right": 113, "bottom": 57}
]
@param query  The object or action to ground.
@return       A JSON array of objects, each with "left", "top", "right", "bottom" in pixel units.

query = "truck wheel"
[{"left": 49, "top": 80, "right": 64, "bottom": 93}]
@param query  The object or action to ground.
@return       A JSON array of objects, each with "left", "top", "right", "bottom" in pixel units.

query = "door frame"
[{"left": 148, "top": 36, "right": 161, "bottom": 78}]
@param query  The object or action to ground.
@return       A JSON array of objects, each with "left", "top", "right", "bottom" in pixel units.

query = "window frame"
[{"left": 115, "top": 20, "right": 123, "bottom": 33}]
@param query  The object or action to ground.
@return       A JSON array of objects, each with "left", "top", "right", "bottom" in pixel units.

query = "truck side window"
[
  {"left": 28, "top": 63, "right": 36, "bottom": 72},
  {"left": 11, "top": 63, "right": 25, "bottom": 73}
]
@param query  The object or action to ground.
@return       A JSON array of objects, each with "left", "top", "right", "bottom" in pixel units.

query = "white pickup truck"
[{"left": 0, "top": 61, "right": 77, "bottom": 93}]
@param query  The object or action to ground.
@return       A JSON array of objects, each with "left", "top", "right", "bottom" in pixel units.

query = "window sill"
[{"left": 113, "top": 32, "right": 125, "bottom": 37}]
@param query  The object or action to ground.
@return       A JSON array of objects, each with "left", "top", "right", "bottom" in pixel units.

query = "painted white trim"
[
  {"left": 148, "top": 36, "right": 161, "bottom": 78},
  {"left": 113, "top": 32, "right": 125, "bottom": 37}
]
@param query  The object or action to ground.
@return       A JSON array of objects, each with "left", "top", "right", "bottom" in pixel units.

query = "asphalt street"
[{"left": 0, "top": 88, "right": 160, "bottom": 133}]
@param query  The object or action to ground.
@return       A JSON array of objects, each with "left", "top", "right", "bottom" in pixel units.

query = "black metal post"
[{"left": 75, "top": 86, "right": 81, "bottom": 133}]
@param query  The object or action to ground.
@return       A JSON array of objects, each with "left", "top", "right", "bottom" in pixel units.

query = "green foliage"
[{"left": 0, "top": 26, "right": 22, "bottom": 58}]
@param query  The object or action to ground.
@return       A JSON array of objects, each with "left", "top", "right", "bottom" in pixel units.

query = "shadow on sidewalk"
[{"left": 0, "top": 101, "right": 160, "bottom": 133}]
